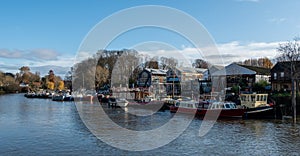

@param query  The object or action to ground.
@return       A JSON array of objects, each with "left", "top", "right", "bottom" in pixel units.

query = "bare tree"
[
  {"left": 277, "top": 37, "right": 300, "bottom": 122},
  {"left": 192, "top": 59, "right": 209, "bottom": 69},
  {"left": 160, "top": 57, "right": 178, "bottom": 69}
]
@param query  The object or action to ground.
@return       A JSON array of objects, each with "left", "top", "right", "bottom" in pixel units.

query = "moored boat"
[
  {"left": 240, "top": 93, "right": 275, "bottom": 119},
  {"left": 170, "top": 100, "right": 245, "bottom": 118},
  {"left": 52, "top": 93, "right": 65, "bottom": 101}
]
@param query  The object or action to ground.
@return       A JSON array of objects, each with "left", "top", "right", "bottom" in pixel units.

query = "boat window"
[
  {"left": 210, "top": 104, "right": 215, "bottom": 109},
  {"left": 241, "top": 96, "right": 246, "bottom": 101},
  {"left": 225, "top": 104, "right": 230, "bottom": 109},
  {"left": 188, "top": 104, "right": 193, "bottom": 108},
  {"left": 230, "top": 103, "right": 236, "bottom": 108},
  {"left": 257, "top": 95, "right": 262, "bottom": 101},
  {"left": 251, "top": 95, "right": 256, "bottom": 102},
  {"left": 194, "top": 104, "right": 198, "bottom": 108},
  {"left": 263, "top": 95, "right": 267, "bottom": 101},
  {"left": 219, "top": 104, "right": 224, "bottom": 109}
]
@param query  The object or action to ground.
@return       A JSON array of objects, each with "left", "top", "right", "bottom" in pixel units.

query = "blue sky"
[{"left": 0, "top": 0, "right": 300, "bottom": 76}]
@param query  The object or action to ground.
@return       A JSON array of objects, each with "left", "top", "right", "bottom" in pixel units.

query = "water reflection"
[{"left": 0, "top": 94, "right": 300, "bottom": 155}]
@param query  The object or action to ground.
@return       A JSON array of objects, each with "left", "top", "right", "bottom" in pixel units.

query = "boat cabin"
[
  {"left": 209, "top": 102, "right": 237, "bottom": 109},
  {"left": 175, "top": 100, "right": 198, "bottom": 109},
  {"left": 240, "top": 93, "right": 268, "bottom": 108}
]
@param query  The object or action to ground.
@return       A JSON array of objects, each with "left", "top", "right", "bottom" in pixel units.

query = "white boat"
[{"left": 116, "top": 98, "right": 129, "bottom": 107}]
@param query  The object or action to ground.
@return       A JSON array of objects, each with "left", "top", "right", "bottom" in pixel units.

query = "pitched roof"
[
  {"left": 173, "top": 67, "right": 207, "bottom": 74},
  {"left": 175, "top": 67, "right": 197, "bottom": 73},
  {"left": 271, "top": 61, "right": 300, "bottom": 72},
  {"left": 145, "top": 68, "right": 167, "bottom": 75},
  {"left": 212, "top": 63, "right": 256, "bottom": 76},
  {"left": 194, "top": 68, "right": 207, "bottom": 73},
  {"left": 239, "top": 64, "right": 271, "bottom": 75}
]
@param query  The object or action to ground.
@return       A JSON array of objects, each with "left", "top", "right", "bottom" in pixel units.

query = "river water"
[{"left": 1, "top": 94, "right": 300, "bottom": 155}]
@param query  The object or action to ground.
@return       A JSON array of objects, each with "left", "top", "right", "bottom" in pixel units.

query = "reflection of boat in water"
[
  {"left": 170, "top": 99, "right": 245, "bottom": 118},
  {"left": 52, "top": 91, "right": 74, "bottom": 101},
  {"left": 240, "top": 93, "right": 275, "bottom": 119},
  {"left": 106, "top": 97, "right": 129, "bottom": 108},
  {"left": 52, "top": 94, "right": 65, "bottom": 101},
  {"left": 116, "top": 98, "right": 129, "bottom": 107}
]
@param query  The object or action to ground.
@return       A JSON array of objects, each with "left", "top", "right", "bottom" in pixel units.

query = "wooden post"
[{"left": 293, "top": 80, "right": 297, "bottom": 123}]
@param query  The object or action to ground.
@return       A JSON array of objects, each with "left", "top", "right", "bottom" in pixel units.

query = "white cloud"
[
  {"left": 0, "top": 49, "right": 23, "bottom": 58},
  {"left": 0, "top": 41, "right": 283, "bottom": 75},
  {"left": 0, "top": 48, "right": 60, "bottom": 61},
  {"left": 29, "top": 49, "right": 60, "bottom": 60},
  {"left": 269, "top": 18, "right": 287, "bottom": 24},
  {"left": 135, "top": 41, "right": 281, "bottom": 66},
  {"left": 0, "top": 49, "right": 75, "bottom": 77}
]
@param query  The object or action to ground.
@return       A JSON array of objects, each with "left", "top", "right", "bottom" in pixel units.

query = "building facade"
[{"left": 270, "top": 61, "right": 300, "bottom": 92}]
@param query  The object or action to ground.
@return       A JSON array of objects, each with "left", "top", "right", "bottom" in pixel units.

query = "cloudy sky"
[{"left": 0, "top": 0, "right": 299, "bottom": 76}]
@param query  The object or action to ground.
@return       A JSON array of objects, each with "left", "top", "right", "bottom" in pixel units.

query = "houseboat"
[
  {"left": 169, "top": 99, "right": 245, "bottom": 118},
  {"left": 240, "top": 93, "right": 275, "bottom": 118}
]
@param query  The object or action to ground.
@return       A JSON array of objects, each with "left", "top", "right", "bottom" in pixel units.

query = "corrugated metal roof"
[
  {"left": 175, "top": 66, "right": 205, "bottom": 73},
  {"left": 212, "top": 63, "right": 256, "bottom": 76}
]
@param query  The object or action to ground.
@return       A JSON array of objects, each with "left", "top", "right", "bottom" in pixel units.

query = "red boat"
[{"left": 170, "top": 100, "right": 245, "bottom": 118}]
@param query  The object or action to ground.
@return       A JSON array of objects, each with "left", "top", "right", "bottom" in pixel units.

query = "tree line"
[
  {"left": 0, "top": 66, "right": 65, "bottom": 94},
  {"left": 72, "top": 49, "right": 179, "bottom": 91}
]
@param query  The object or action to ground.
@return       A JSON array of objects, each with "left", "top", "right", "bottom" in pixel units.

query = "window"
[
  {"left": 274, "top": 73, "right": 277, "bottom": 80},
  {"left": 280, "top": 72, "right": 284, "bottom": 78},
  {"left": 251, "top": 95, "right": 256, "bottom": 102},
  {"left": 263, "top": 95, "right": 267, "bottom": 101},
  {"left": 225, "top": 104, "right": 230, "bottom": 109}
]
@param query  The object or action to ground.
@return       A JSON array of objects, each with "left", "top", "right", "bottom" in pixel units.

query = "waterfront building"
[
  {"left": 136, "top": 68, "right": 167, "bottom": 100},
  {"left": 239, "top": 64, "right": 271, "bottom": 83},
  {"left": 211, "top": 63, "right": 256, "bottom": 92},
  {"left": 166, "top": 67, "right": 204, "bottom": 97},
  {"left": 270, "top": 61, "right": 300, "bottom": 92}
]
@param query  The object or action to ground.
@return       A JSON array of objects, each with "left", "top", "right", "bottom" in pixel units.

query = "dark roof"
[
  {"left": 239, "top": 64, "right": 271, "bottom": 75},
  {"left": 271, "top": 61, "right": 300, "bottom": 72},
  {"left": 5, "top": 72, "right": 15, "bottom": 78}
]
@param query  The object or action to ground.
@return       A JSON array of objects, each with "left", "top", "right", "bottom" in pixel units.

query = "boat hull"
[
  {"left": 243, "top": 106, "right": 275, "bottom": 119},
  {"left": 170, "top": 106, "right": 245, "bottom": 118}
]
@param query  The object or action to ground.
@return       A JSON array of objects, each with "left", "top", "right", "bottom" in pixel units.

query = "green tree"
[{"left": 253, "top": 80, "right": 269, "bottom": 93}]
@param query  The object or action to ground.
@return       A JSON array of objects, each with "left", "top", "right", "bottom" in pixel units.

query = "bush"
[{"left": 272, "top": 92, "right": 291, "bottom": 98}]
